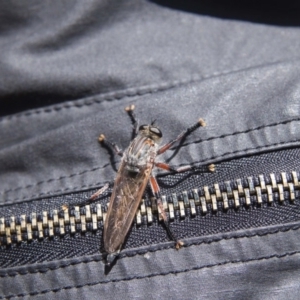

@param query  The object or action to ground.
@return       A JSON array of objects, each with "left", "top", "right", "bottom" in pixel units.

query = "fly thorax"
[
  {"left": 124, "top": 154, "right": 146, "bottom": 173},
  {"left": 124, "top": 145, "right": 150, "bottom": 173}
]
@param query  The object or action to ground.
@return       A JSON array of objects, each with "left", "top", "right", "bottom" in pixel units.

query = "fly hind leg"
[
  {"left": 149, "top": 175, "right": 183, "bottom": 249},
  {"left": 155, "top": 162, "right": 215, "bottom": 173},
  {"left": 89, "top": 183, "right": 110, "bottom": 201},
  {"left": 61, "top": 183, "right": 110, "bottom": 212}
]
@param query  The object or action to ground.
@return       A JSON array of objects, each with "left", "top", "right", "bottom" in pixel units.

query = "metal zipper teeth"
[{"left": 0, "top": 171, "right": 299, "bottom": 246}]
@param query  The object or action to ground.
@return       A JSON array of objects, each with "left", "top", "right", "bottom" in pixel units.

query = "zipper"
[{"left": 1, "top": 170, "right": 299, "bottom": 246}]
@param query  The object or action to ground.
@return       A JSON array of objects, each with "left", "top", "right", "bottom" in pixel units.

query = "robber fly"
[{"left": 89, "top": 105, "right": 214, "bottom": 265}]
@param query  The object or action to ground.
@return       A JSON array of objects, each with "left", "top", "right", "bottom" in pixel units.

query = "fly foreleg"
[
  {"left": 125, "top": 104, "right": 138, "bottom": 140},
  {"left": 149, "top": 175, "right": 183, "bottom": 250},
  {"left": 98, "top": 134, "right": 123, "bottom": 157},
  {"left": 157, "top": 118, "right": 206, "bottom": 155}
]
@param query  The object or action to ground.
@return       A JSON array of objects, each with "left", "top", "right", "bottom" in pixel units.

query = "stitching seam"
[
  {"left": 2, "top": 251, "right": 299, "bottom": 299},
  {"left": 1, "top": 223, "right": 299, "bottom": 278},
  {"left": 4, "top": 164, "right": 110, "bottom": 194},
  {"left": 2, "top": 116, "right": 300, "bottom": 197},
  {"left": 3, "top": 137, "right": 300, "bottom": 204},
  {"left": 0, "top": 58, "right": 293, "bottom": 123}
]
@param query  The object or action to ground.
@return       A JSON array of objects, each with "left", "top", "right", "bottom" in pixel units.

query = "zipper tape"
[{"left": 0, "top": 171, "right": 299, "bottom": 245}]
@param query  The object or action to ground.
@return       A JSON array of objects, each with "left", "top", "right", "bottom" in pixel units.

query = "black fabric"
[
  {"left": 152, "top": 0, "right": 300, "bottom": 26},
  {"left": 1, "top": 0, "right": 300, "bottom": 299}
]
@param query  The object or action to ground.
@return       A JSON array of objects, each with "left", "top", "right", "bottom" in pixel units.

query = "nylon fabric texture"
[{"left": 1, "top": 0, "right": 300, "bottom": 299}]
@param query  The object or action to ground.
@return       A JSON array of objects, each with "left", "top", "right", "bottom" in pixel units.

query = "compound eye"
[
  {"left": 150, "top": 127, "right": 162, "bottom": 138},
  {"left": 139, "top": 125, "right": 148, "bottom": 131}
]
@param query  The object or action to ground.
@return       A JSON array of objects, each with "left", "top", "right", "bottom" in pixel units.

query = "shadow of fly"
[{"left": 80, "top": 105, "right": 214, "bottom": 265}]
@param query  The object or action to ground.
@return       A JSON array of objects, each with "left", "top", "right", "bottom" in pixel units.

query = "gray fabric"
[
  {"left": 1, "top": 0, "right": 300, "bottom": 299},
  {"left": 2, "top": 78, "right": 300, "bottom": 204},
  {"left": 1, "top": 223, "right": 300, "bottom": 299}
]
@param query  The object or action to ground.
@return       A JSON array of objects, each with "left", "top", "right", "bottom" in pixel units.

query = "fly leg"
[
  {"left": 125, "top": 104, "right": 138, "bottom": 140},
  {"left": 157, "top": 118, "right": 206, "bottom": 155},
  {"left": 61, "top": 183, "right": 110, "bottom": 211},
  {"left": 155, "top": 162, "right": 215, "bottom": 173},
  {"left": 64, "top": 123, "right": 124, "bottom": 209},
  {"left": 98, "top": 134, "right": 123, "bottom": 173},
  {"left": 98, "top": 134, "right": 123, "bottom": 157},
  {"left": 98, "top": 104, "right": 138, "bottom": 157},
  {"left": 89, "top": 183, "right": 110, "bottom": 201},
  {"left": 149, "top": 175, "right": 183, "bottom": 249}
]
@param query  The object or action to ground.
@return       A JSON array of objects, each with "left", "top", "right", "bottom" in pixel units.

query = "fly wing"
[{"left": 103, "top": 161, "right": 151, "bottom": 254}]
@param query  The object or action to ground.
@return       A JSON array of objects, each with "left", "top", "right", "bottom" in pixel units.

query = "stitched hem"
[
  {"left": 2, "top": 251, "right": 299, "bottom": 299},
  {"left": 0, "top": 58, "right": 297, "bottom": 123},
  {"left": 2, "top": 117, "right": 300, "bottom": 204},
  {"left": 1, "top": 221, "right": 299, "bottom": 278},
  {"left": 3, "top": 138, "right": 300, "bottom": 205}
]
